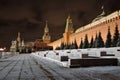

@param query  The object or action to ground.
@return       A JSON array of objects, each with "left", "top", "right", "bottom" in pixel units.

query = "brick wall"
[{"left": 48, "top": 11, "right": 120, "bottom": 49}]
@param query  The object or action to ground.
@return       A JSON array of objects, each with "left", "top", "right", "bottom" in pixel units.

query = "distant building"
[
  {"left": 33, "top": 39, "right": 53, "bottom": 51},
  {"left": 34, "top": 21, "right": 53, "bottom": 51},
  {"left": 10, "top": 40, "right": 17, "bottom": 52},
  {"left": 10, "top": 21, "right": 53, "bottom": 52},
  {"left": 10, "top": 32, "right": 34, "bottom": 53}
]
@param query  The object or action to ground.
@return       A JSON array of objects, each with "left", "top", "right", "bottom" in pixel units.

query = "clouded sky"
[{"left": 0, "top": 0, "right": 120, "bottom": 49}]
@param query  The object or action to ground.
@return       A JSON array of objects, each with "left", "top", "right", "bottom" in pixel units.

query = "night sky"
[{"left": 0, "top": 0, "right": 120, "bottom": 49}]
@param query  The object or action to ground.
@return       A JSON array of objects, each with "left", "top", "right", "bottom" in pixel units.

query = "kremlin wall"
[{"left": 48, "top": 10, "right": 120, "bottom": 49}]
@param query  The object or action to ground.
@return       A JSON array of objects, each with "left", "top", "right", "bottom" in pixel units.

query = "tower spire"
[
  {"left": 63, "top": 15, "right": 74, "bottom": 45},
  {"left": 45, "top": 20, "right": 49, "bottom": 33},
  {"left": 17, "top": 32, "right": 21, "bottom": 42},
  {"left": 68, "top": 14, "right": 71, "bottom": 19},
  {"left": 65, "top": 14, "right": 74, "bottom": 33},
  {"left": 17, "top": 32, "right": 21, "bottom": 47},
  {"left": 42, "top": 20, "right": 51, "bottom": 44},
  {"left": 101, "top": 5, "right": 104, "bottom": 10},
  {"left": 21, "top": 39, "right": 25, "bottom": 47}
]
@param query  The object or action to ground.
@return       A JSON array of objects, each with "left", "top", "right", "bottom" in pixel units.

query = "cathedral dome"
[{"left": 92, "top": 6, "right": 105, "bottom": 22}]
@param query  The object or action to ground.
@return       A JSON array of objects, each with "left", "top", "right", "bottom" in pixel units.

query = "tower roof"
[
  {"left": 68, "top": 14, "right": 71, "bottom": 19},
  {"left": 42, "top": 20, "right": 51, "bottom": 43},
  {"left": 17, "top": 32, "right": 21, "bottom": 42},
  {"left": 65, "top": 14, "right": 74, "bottom": 32},
  {"left": 18, "top": 32, "right": 20, "bottom": 37},
  {"left": 44, "top": 20, "right": 49, "bottom": 33}
]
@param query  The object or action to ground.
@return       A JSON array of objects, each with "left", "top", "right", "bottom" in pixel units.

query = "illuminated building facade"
[
  {"left": 10, "top": 32, "right": 34, "bottom": 53},
  {"left": 42, "top": 21, "right": 51, "bottom": 44},
  {"left": 48, "top": 9, "right": 120, "bottom": 49},
  {"left": 10, "top": 21, "right": 52, "bottom": 52},
  {"left": 34, "top": 21, "right": 52, "bottom": 51},
  {"left": 63, "top": 15, "right": 74, "bottom": 45}
]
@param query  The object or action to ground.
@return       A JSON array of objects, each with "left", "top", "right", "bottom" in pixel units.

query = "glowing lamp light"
[{"left": 0, "top": 47, "right": 6, "bottom": 51}]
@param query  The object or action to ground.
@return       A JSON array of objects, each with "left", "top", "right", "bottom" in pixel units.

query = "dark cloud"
[{"left": 0, "top": 0, "right": 120, "bottom": 49}]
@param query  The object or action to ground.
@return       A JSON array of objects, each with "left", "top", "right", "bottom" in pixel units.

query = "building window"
[
  {"left": 101, "top": 22, "right": 103, "bottom": 25},
  {"left": 106, "top": 21, "right": 107, "bottom": 24},
  {"left": 110, "top": 19, "right": 112, "bottom": 22},
  {"left": 113, "top": 18, "right": 115, "bottom": 21},
  {"left": 116, "top": 17, "right": 118, "bottom": 20}
]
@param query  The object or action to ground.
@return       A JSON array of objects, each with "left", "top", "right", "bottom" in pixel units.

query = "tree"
[
  {"left": 64, "top": 44, "right": 70, "bottom": 49},
  {"left": 83, "top": 34, "right": 89, "bottom": 48},
  {"left": 95, "top": 32, "right": 104, "bottom": 48},
  {"left": 69, "top": 42, "right": 73, "bottom": 49},
  {"left": 117, "top": 34, "right": 120, "bottom": 47},
  {"left": 71, "top": 39, "right": 78, "bottom": 49},
  {"left": 113, "top": 23, "right": 119, "bottom": 47},
  {"left": 60, "top": 42, "right": 65, "bottom": 49},
  {"left": 92, "top": 33, "right": 97, "bottom": 48},
  {"left": 79, "top": 38, "right": 83, "bottom": 49},
  {"left": 105, "top": 26, "right": 112, "bottom": 47},
  {"left": 55, "top": 46, "right": 61, "bottom": 50},
  {"left": 89, "top": 36, "right": 94, "bottom": 48}
]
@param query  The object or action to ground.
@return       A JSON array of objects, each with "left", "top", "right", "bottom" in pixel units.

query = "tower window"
[
  {"left": 110, "top": 19, "right": 112, "bottom": 22},
  {"left": 102, "top": 22, "right": 104, "bottom": 24},
  {"left": 106, "top": 21, "right": 107, "bottom": 24},
  {"left": 113, "top": 18, "right": 115, "bottom": 21},
  {"left": 116, "top": 17, "right": 118, "bottom": 20}
]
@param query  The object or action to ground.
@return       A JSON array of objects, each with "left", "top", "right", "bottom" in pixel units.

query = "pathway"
[{"left": 0, "top": 54, "right": 120, "bottom": 80}]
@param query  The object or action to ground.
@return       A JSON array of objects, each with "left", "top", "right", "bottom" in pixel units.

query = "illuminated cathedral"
[{"left": 10, "top": 32, "right": 34, "bottom": 53}]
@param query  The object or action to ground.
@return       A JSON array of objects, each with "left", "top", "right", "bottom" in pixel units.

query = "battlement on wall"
[{"left": 75, "top": 10, "right": 120, "bottom": 33}]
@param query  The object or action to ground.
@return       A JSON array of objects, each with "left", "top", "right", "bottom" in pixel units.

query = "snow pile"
[
  {"left": 0, "top": 52, "right": 19, "bottom": 59},
  {"left": 32, "top": 47, "right": 120, "bottom": 67}
]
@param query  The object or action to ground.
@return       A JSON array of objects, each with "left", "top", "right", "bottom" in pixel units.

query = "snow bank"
[
  {"left": 32, "top": 47, "right": 120, "bottom": 67},
  {"left": 0, "top": 52, "right": 19, "bottom": 59}
]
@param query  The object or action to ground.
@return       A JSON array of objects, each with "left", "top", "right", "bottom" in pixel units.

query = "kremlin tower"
[
  {"left": 42, "top": 21, "right": 51, "bottom": 44},
  {"left": 17, "top": 32, "right": 21, "bottom": 47},
  {"left": 63, "top": 15, "right": 74, "bottom": 45}
]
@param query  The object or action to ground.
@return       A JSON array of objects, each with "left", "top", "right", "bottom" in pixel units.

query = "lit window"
[
  {"left": 113, "top": 18, "right": 115, "bottom": 21},
  {"left": 116, "top": 17, "right": 118, "bottom": 20},
  {"left": 110, "top": 19, "right": 112, "bottom": 22}
]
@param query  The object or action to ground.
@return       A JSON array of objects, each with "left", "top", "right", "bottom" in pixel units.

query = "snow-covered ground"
[
  {"left": 0, "top": 52, "right": 19, "bottom": 59},
  {"left": 0, "top": 54, "right": 120, "bottom": 80},
  {"left": 0, "top": 48, "right": 120, "bottom": 80},
  {"left": 32, "top": 47, "right": 120, "bottom": 67}
]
